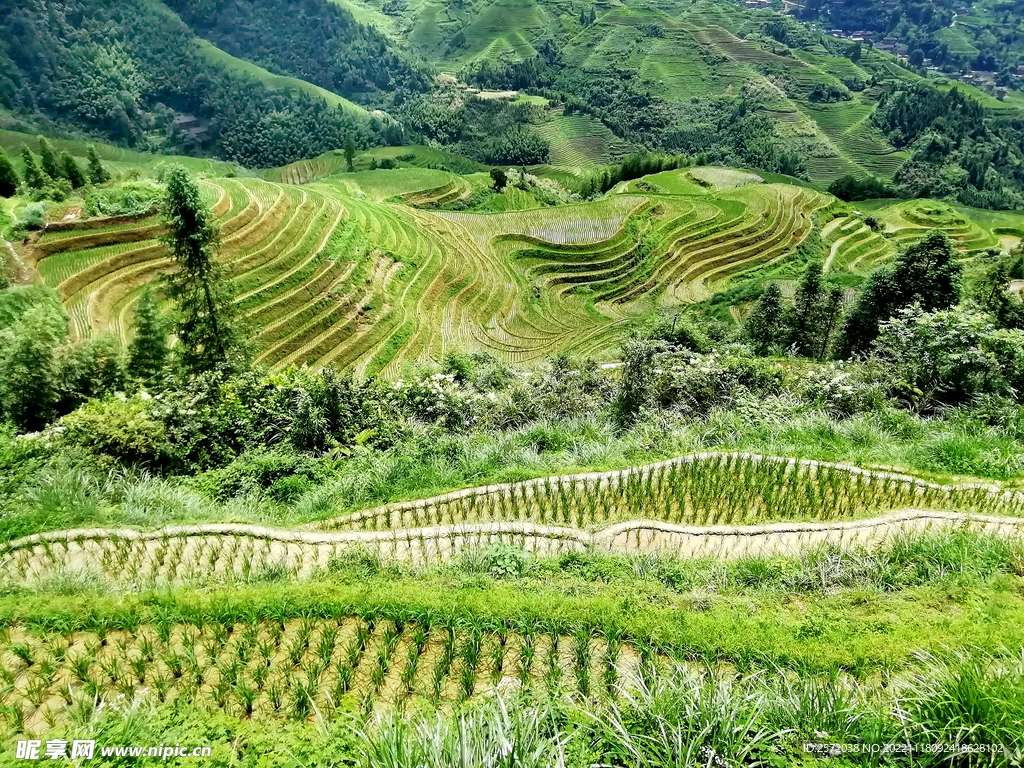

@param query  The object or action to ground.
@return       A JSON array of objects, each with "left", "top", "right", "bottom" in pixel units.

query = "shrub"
[{"left": 61, "top": 397, "right": 169, "bottom": 469}]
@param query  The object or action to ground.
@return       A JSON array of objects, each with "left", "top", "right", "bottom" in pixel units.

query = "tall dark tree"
[
  {"left": 744, "top": 283, "right": 786, "bottom": 355},
  {"left": 161, "top": 166, "right": 244, "bottom": 375},
  {"left": 0, "top": 149, "right": 19, "bottom": 198},
  {"left": 20, "top": 148, "right": 45, "bottom": 191},
  {"left": 344, "top": 137, "right": 356, "bottom": 172},
  {"left": 788, "top": 261, "right": 827, "bottom": 356},
  {"left": 837, "top": 230, "right": 962, "bottom": 357},
  {"left": 38, "top": 137, "right": 63, "bottom": 181},
  {"left": 60, "top": 152, "right": 87, "bottom": 189},
  {"left": 87, "top": 145, "right": 111, "bottom": 185},
  {"left": 127, "top": 286, "right": 170, "bottom": 383}
]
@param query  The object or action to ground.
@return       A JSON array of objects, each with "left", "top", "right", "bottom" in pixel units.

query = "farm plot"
[
  {"left": 531, "top": 114, "right": 631, "bottom": 167},
  {"left": 4, "top": 453, "right": 1024, "bottom": 588},
  {"left": 32, "top": 167, "right": 833, "bottom": 373},
  {"left": 0, "top": 613, "right": 645, "bottom": 734}
]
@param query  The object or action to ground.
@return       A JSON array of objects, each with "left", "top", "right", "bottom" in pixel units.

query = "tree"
[
  {"left": 344, "top": 137, "right": 356, "bottom": 172},
  {"left": 38, "top": 137, "right": 63, "bottom": 180},
  {"left": 161, "top": 166, "right": 244, "bottom": 375},
  {"left": 127, "top": 286, "right": 170, "bottom": 383},
  {"left": 0, "top": 149, "right": 19, "bottom": 197},
  {"left": 60, "top": 152, "right": 87, "bottom": 189},
  {"left": 972, "top": 254, "right": 1024, "bottom": 330},
  {"left": 744, "top": 283, "right": 785, "bottom": 355},
  {"left": 490, "top": 168, "right": 508, "bottom": 191},
  {"left": 87, "top": 145, "right": 110, "bottom": 185},
  {"left": 613, "top": 338, "right": 659, "bottom": 428},
  {"left": 837, "top": 231, "right": 963, "bottom": 357},
  {"left": 20, "top": 148, "right": 45, "bottom": 190},
  {"left": 788, "top": 261, "right": 826, "bottom": 356},
  {"left": 873, "top": 305, "right": 1021, "bottom": 409},
  {"left": 0, "top": 302, "right": 67, "bottom": 432}
]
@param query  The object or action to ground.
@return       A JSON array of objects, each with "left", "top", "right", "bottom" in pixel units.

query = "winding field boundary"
[
  {"left": 5, "top": 453, "right": 1024, "bottom": 583},
  {"left": 3, "top": 510, "right": 1023, "bottom": 584}
]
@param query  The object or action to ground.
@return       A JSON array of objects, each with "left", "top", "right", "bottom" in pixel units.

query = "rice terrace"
[{"left": 3, "top": 0, "right": 1024, "bottom": 763}]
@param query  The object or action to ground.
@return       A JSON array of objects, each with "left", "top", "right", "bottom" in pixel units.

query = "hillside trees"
[
  {"left": 787, "top": 262, "right": 844, "bottom": 359},
  {"left": 0, "top": 0, "right": 380, "bottom": 169},
  {"left": 164, "top": 0, "right": 428, "bottom": 97},
  {"left": 0, "top": 150, "right": 18, "bottom": 197},
  {"left": 86, "top": 146, "right": 110, "bottom": 185},
  {"left": 161, "top": 167, "right": 244, "bottom": 375},
  {"left": 60, "top": 152, "right": 87, "bottom": 189},
  {"left": 744, "top": 283, "right": 786, "bottom": 355},
  {"left": 38, "top": 138, "right": 62, "bottom": 182},
  {"left": 837, "top": 230, "right": 962, "bottom": 357},
  {"left": 19, "top": 148, "right": 45, "bottom": 191},
  {"left": 875, "top": 85, "right": 1024, "bottom": 208},
  {"left": 127, "top": 286, "right": 169, "bottom": 384}
]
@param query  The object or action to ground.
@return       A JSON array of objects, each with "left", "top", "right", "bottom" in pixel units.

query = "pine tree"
[
  {"left": 161, "top": 166, "right": 244, "bottom": 375},
  {"left": 87, "top": 145, "right": 110, "bottom": 185},
  {"left": 0, "top": 149, "right": 19, "bottom": 198},
  {"left": 60, "top": 152, "right": 87, "bottom": 189},
  {"left": 20, "top": 148, "right": 45, "bottom": 190},
  {"left": 38, "top": 137, "right": 63, "bottom": 180},
  {"left": 127, "top": 286, "right": 169, "bottom": 383},
  {"left": 787, "top": 261, "right": 826, "bottom": 356},
  {"left": 744, "top": 283, "right": 785, "bottom": 355},
  {"left": 344, "top": 137, "right": 356, "bottom": 172}
]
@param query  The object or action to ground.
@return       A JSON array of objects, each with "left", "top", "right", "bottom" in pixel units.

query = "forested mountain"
[
  {"left": 3, "top": 0, "right": 1024, "bottom": 207},
  {"left": 0, "top": 0, "right": 415, "bottom": 167},
  {"left": 163, "top": 0, "right": 430, "bottom": 97}
]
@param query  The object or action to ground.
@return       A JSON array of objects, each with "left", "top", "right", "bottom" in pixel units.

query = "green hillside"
[{"left": 8, "top": 131, "right": 1022, "bottom": 379}]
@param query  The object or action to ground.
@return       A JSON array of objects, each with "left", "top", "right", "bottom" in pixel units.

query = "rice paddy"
[
  {"left": 4, "top": 453, "right": 1024, "bottom": 585},
  {"left": 0, "top": 610, "right": 646, "bottom": 734},
  {"left": 23, "top": 157, "right": 1024, "bottom": 376}
]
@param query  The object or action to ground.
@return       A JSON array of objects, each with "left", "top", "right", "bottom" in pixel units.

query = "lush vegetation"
[
  {"left": 3, "top": 0, "right": 1024, "bottom": 760},
  {"left": 0, "top": 0, "right": 378, "bottom": 168}
]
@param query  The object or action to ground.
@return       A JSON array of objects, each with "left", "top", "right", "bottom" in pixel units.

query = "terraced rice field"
[
  {"left": 0, "top": 612, "right": 645, "bottom": 733},
  {"left": 531, "top": 113, "right": 632, "bottom": 167},
  {"left": 3, "top": 451, "right": 1023, "bottom": 734},
  {"left": 6, "top": 452, "right": 1024, "bottom": 586},
  {"left": 35, "top": 164, "right": 1008, "bottom": 375}
]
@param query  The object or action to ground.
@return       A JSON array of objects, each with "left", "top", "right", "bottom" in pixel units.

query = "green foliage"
[
  {"left": 0, "top": 149, "right": 18, "bottom": 198},
  {"left": 483, "top": 128, "right": 550, "bottom": 166},
  {"left": 744, "top": 283, "right": 785, "bottom": 355},
  {"left": 127, "top": 286, "right": 169, "bottom": 384},
  {"left": 828, "top": 174, "right": 896, "bottom": 202},
  {"left": 838, "top": 230, "right": 963, "bottom": 357},
  {"left": 61, "top": 397, "right": 169, "bottom": 469},
  {"left": 84, "top": 180, "right": 163, "bottom": 218},
  {"left": 19, "top": 148, "right": 45, "bottom": 191},
  {"left": 161, "top": 166, "right": 244, "bottom": 375},
  {"left": 460, "top": 543, "right": 534, "bottom": 580},
  {"left": 875, "top": 305, "right": 1024, "bottom": 409},
  {"left": 59, "top": 151, "right": 87, "bottom": 190},
  {"left": 2, "top": 0, "right": 383, "bottom": 169},
  {"left": 490, "top": 168, "right": 508, "bottom": 191},
  {"left": 0, "top": 299, "right": 68, "bottom": 432},
  {"left": 876, "top": 85, "right": 1024, "bottom": 209},
  {"left": 613, "top": 338, "right": 659, "bottom": 429},
  {"left": 972, "top": 254, "right": 1024, "bottom": 331},
  {"left": 86, "top": 145, "right": 110, "bottom": 185},
  {"left": 13, "top": 202, "right": 46, "bottom": 235},
  {"left": 788, "top": 262, "right": 844, "bottom": 359},
  {"left": 38, "top": 137, "right": 63, "bottom": 182}
]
